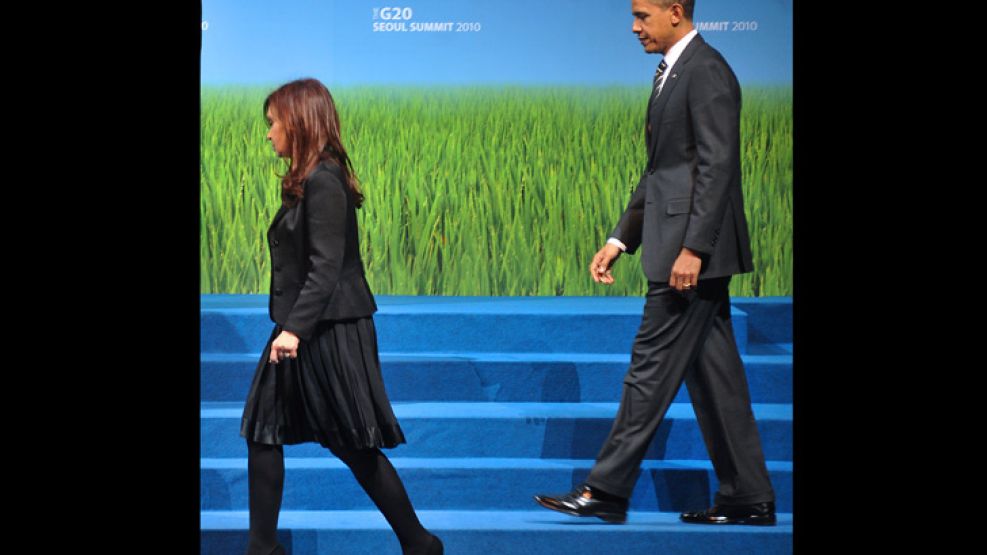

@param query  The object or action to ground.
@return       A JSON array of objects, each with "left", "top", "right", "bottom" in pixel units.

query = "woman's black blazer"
[{"left": 266, "top": 159, "right": 377, "bottom": 341}]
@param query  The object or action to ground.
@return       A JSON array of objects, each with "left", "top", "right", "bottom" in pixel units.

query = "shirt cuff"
[{"left": 606, "top": 237, "right": 627, "bottom": 252}]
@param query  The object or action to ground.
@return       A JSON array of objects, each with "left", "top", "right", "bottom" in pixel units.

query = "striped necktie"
[{"left": 652, "top": 59, "right": 669, "bottom": 99}]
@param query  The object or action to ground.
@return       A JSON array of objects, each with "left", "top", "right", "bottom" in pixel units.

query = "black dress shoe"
[
  {"left": 680, "top": 501, "right": 776, "bottom": 526},
  {"left": 533, "top": 484, "right": 629, "bottom": 523}
]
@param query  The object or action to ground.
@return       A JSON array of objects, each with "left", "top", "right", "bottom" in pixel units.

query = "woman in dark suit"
[{"left": 239, "top": 78, "right": 443, "bottom": 555}]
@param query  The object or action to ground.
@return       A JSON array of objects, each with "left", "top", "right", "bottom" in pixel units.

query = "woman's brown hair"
[{"left": 263, "top": 78, "right": 364, "bottom": 208}]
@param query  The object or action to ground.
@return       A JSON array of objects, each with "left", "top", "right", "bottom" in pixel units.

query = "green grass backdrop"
[{"left": 201, "top": 86, "right": 791, "bottom": 297}]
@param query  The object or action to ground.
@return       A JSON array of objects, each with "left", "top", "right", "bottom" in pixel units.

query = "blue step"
[
  {"left": 731, "top": 297, "right": 792, "bottom": 344},
  {"left": 200, "top": 294, "right": 792, "bottom": 550},
  {"left": 746, "top": 342, "right": 792, "bottom": 356},
  {"left": 201, "top": 351, "right": 792, "bottom": 403},
  {"left": 203, "top": 402, "right": 791, "bottom": 461},
  {"left": 200, "top": 510, "right": 793, "bottom": 554},
  {"left": 200, "top": 295, "right": 750, "bottom": 355},
  {"left": 200, "top": 457, "right": 792, "bottom": 512}
]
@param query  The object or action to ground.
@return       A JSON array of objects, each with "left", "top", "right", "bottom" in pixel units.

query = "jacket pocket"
[{"left": 665, "top": 198, "right": 691, "bottom": 215}]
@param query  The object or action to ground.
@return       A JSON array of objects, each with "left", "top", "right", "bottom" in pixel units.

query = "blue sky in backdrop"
[{"left": 201, "top": 0, "right": 791, "bottom": 86}]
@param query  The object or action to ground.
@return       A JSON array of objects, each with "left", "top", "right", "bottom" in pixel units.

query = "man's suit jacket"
[
  {"left": 611, "top": 34, "right": 754, "bottom": 282},
  {"left": 267, "top": 159, "right": 377, "bottom": 341}
]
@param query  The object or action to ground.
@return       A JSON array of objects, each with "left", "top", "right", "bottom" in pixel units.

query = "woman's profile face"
[{"left": 265, "top": 107, "right": 288, "bottom": 157}]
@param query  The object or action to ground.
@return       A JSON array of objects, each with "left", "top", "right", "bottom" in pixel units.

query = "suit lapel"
[
  {"left": 645, "top": 84, "right": 656, "bottom": 152},
  {"left": 643, "top": 35, "right": 706, "bottom": 172},
  {"left": 649, "top": 34, "right": 706, "bottom": 129},
  {"left": 266, "top": 159, "right": 344, "bottom": 238},
  {"left": 266, "top": 160, "right": 328, "bottom": 237},
  {"left": 267, "top": 204, "right": 288, "bottom": 238}
]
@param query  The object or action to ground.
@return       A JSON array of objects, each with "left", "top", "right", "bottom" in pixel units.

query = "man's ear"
[{"left": 670, "top": 3, "right": 684, "bottom": 25}]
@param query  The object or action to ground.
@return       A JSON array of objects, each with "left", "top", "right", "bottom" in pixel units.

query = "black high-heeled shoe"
[
  {"left": 404, "top": 533, "right": 443, "bottom": 555},
  {"left": 426, "top": 533, "right": 443, "bottom": 555},
  {"left": 245, "top": 541, "right": 286, "bottom": 555}
]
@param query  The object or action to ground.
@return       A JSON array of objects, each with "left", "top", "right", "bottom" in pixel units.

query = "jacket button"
[
  {"left": 272, "top": 239, "right": 279, "bottom": 247},
  {"left": 274, "top": 289, "right": 283, "bottom": 296}
]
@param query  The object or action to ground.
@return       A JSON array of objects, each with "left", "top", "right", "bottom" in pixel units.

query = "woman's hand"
[{"left": 269, "top": 330, "right": 300, "bottom": 364}]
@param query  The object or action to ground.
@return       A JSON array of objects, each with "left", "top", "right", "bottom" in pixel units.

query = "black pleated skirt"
[{"left": 239, "top": 317, "right": 406, "bottom": 450}]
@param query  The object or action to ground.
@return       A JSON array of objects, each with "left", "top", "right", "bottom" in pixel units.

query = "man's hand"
[
  {"left": 269, "top": 330, "right": 300, "bottom": 364},
  {"left": 590, "top": 243, "right": 623, "bottom": 285},
  {"left": 669, "top": 247, "right": 702, "bottom": 291}
]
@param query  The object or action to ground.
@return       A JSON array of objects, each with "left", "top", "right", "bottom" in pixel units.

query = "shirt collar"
[{"left": 662, "top": 28, "right": 698, "bottom": 72}]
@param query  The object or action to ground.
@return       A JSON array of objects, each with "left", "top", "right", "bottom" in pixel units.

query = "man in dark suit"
[{"left": 534, "top": 0, "right": 776, "bottom": 526}]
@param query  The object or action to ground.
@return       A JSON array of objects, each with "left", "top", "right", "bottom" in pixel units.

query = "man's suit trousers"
[{"left": 585, "top": 276, "right": 775, "bottom": 505}]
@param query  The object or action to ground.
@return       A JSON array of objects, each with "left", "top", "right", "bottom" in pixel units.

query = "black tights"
[{"left": 246, "top": 439, "right": 433, "bottom": 555}]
